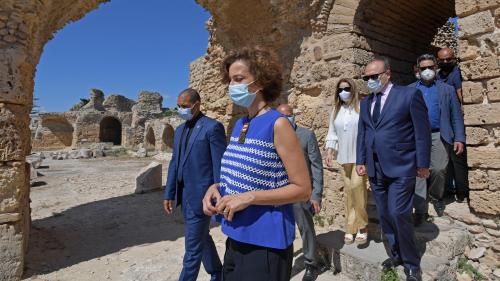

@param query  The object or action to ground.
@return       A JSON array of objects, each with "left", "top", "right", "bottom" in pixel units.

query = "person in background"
[
  {"left": 356, "top": 57, "right": 431, "bottom": 281},
  {"left": 202, "top": 47, "right": 311, "bottom": 281},
  {"left": 164, "top": 88, "right": 226, "bottom": 281},
  {"left": 325, "top": 78, "right": 369, "bottom": 245},
  {"left": 409, "top": 54, "right": 465, "bottom": 222},
  {"left": 277, "top": 104, "right": 324, "bottom": 281},
  {"left": 437, "top": 47, "right": 469, "bottom": 202}
]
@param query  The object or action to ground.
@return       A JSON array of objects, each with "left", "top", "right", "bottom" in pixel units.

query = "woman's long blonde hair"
[{"left": 332, "top": 78, "right": 361, "bottom": 121}]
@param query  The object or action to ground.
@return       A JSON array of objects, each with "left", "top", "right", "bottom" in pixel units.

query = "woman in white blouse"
[{"left": 325, "top": 78, "right": 369, "bottom": 245}]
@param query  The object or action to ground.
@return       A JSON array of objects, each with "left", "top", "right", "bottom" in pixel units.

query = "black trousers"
[
  {"left": 223, "top": 238, "right": 293, "bottom": 281},
  {"left": 444, "top": 143, "right": 469, "bottom": 198}
]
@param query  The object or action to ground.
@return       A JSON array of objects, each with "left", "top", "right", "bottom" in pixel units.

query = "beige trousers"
[{"left": 341, "top": 163, "right": 369, "bottom": 234}]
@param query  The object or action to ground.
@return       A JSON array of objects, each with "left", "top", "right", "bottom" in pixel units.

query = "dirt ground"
[{"left": 22, "top": 156, "right": 351, "bottom": 281}]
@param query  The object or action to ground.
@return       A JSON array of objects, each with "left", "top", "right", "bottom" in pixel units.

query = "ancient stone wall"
[
  {"left": 456, "top": 0, "right": 500, "bottom": 216},
  {"left": 0, "top": 1, "right": 108, "bottom": 279},
  {"left": 31, "top": 113, "right": 77, "bottom": 149},
  {"left": 144, "top": 117, "right": 181, "bottom": 152},
  {"left": 0, "top": 0, "right": 498, "bottom": 280}
]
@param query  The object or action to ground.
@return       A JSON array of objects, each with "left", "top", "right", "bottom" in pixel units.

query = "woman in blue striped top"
[{"left": 202, "top": 47, "right": 311, "bottom": 281}]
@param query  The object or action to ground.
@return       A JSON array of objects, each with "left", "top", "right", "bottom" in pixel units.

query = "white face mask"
[
  {"left": 367, "top": 78, "right": 382, "bottom": 93},
  {"left": 420, "top": 68, "right": 436, "bottom": 81},
  {"left": 339, "top": 90, "right": 352, "bottom": 102}
]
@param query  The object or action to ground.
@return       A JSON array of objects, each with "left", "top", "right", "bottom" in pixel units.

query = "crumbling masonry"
[{"left": 0, "top": 0, "right": 498, "bottom": 280}]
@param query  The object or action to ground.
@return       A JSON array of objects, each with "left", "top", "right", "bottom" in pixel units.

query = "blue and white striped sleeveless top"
[{"left": 219, "top": 109, "right": 295, "bottom": 249}]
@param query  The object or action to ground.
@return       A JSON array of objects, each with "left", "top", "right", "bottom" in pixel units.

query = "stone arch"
[
  {"left": 161, "top": 125, "right": 174, "bottom": 152},
  {"left": 352, "top": 0, "right": 456, "bottom": 84},
  {"left": 99, "top": 116, "right": 122, "bottom": 145},
  {"left": 145, "top": 126, "right": 156, "bottom": 149},
  {"left": 33, "top": 116, "right": 74, "bottom": 148}
]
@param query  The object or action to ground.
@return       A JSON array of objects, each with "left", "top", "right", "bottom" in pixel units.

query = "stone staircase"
[{"left": 316, "top": 217, "right": 470, "bottom": 281}]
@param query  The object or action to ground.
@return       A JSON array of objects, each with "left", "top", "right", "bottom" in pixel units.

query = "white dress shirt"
[
  {"left": 325, "top": 104, "right": 360, "bottom": 165},
  {"left": 370, "top": 82, "right": 393, "bottom": 116}
]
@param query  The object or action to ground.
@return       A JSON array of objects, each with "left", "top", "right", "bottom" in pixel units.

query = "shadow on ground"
[{"left": 23, "top": 190, "right": 198, "bottom": 277}]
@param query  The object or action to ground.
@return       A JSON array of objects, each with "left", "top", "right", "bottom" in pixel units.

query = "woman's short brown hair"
[{"left": 221, "top": 47, "right": 283, "bottom": 103}]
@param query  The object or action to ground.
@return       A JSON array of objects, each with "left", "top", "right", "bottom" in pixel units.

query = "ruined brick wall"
[{"left": 456, "top": 0, "right": 500, "bottom": 217}]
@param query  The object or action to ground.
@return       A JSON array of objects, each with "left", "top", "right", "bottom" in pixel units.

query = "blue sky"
[{"left": 34, "top": 0, "right": 210, "bottom": 112}]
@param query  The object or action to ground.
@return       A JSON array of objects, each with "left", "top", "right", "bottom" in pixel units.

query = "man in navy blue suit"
[
  {"left": 356, "top": 57, "right": 431, "bottom": 281},
  {"left": 409, "top": 54, "right": 466, "bottom": 223},
  {"left": 164, "top": 88, "right": 225, "bottom": 281}
]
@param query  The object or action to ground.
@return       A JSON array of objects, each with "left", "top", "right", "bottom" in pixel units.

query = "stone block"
[
  {"left": 469, "top": 169, "right": 488, "bottom": 190},
  {"left": 458, "top": 11, "right": 495, "bottom": 37},
  {"left": 462, "top": 81, "right": 484, "bottom": 104},
  {"left": 0, "top": 48, "right": 32, "bottom": 106},
  {"left": 487, "top": 170, "right": 500, "bottom": 191},
  {"left": 313, "top": 46, "right": 322, "bottom": 61},
  {"left": 0, "top": 163, "right": 26, "bottom": 214},
  {"left": 461, "top": 56, "right": 500, "bottom": 80},
  {"left": 459, "top": 40, "right": 480, "bottom": 61},
  {"left": 486, "top": 77, "right": 500, "bottom": 101},
  {"left": 470, "top": 189, "right": 500, "bottom": 215},
  {"left": 455, "top": 0, "right": 479, "bottom": 17},
  {"left": 478, "top": 0, "right": 500, "bottom": 11},
  {"left": 134, "top": 162, "right": 162, "bottom": 194},
  {"left": 0, "top": 103, "right": 30, "bottom": 161},
  {"left": 495, "top": 8, "right": 500, "bottom": 27},
  {"left": 494, "top": 127, "right": 500, "bottom": 145},
  {"left": 468, "top": 147, "right": 500, "bottom": 168},
  {"left": 463, "top": 103, "right": 500, "bottom": 125},
  {"left": 466, "top": 126, "right": 489, "bottom": 145},
  {"left": 0, "top": 222, "right": 23, "bottom": 280}
]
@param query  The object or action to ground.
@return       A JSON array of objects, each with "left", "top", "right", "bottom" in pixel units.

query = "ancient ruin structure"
[
  {"left": 0, "top": 0, "right": 499, "bottom": 280},
  {"left": 30, "top": 89, "right": 179, "bottom": 151}
]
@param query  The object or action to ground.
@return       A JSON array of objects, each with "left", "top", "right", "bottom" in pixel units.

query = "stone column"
[{"left": 0, "top": 13, "right": 33, "bottom": 281}]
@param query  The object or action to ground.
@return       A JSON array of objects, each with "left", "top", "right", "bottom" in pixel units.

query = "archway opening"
[
  {"left": 145, "top": 127, "right": 156, "bottom": 149},
  {"left": 99, "top": 116, "right": 122, "bottom": 145},
  {"left": 162, "top": 125, "right": 174, "bottom": 152},
  {"left": 354, "top": 0, "right": 456, "bottom": 84}
]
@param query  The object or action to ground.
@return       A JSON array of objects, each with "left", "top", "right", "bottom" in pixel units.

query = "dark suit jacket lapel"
[
  {"left": 180, "top": 116, "right": 205, "bottom": 168},
  {"left": 375, "top": 86, "right": 396, "bottom": 127},
  {"left": 366, "top": 94, "right": 375, "bottom": 128}
]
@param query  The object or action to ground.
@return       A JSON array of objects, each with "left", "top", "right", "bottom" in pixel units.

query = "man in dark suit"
[
  {"left": 356, "top": 57, "right": 431, "bottom": 281},
  {"left": 409, "top": 54, "right": 466, "bottom": 223},
  {"left": 437, "top": 47, "right": 469, "bottom": 202},
  {"left": 277, "top": 104, "right": 324, "bottom": 281},
  {"left": 164, "top": 88, "right": 225, "bottom": 281}
]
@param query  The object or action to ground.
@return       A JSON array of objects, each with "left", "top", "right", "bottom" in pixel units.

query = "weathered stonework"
[
  {"left": 30, "top": 90, "right": 179, "bottom": 151},
  {"left": 0, "top": 0, "right": 498, "bottom": 280},
  {"left": 0, "top": 103, "right": 30, "bottom": 161}
]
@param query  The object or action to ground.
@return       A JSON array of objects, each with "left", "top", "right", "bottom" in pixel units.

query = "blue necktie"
[{"left": 372, "top": 92, "right": 382, "bottom": 123}]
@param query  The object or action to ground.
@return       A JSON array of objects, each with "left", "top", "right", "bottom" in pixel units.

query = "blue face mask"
[
  {"left": 177, "top": 106, "right": 193, "bottom": 120},
  {"left": 367, "top": 78, "right": 382, "bottom": 93},
  {"left": 228, "top": 81, "right": 258, "bottom": 108},
  {"left": 287, "top": 116, "right": 296, "bottom": 129}
]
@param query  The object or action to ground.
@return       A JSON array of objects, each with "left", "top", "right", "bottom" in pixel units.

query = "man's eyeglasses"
[
  {"left": 337, "top": 87, "right": 351, "bottom": 93},
  {"left": 419, "top": 66, "right": 435, "bottom": 71},
  {"left": 362, "top": 72, "right": 385, "bottom": 81}
]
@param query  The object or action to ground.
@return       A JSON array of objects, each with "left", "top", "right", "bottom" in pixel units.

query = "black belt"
[{"left": 431, "top": 128, "right": 440, "bottom": 133}]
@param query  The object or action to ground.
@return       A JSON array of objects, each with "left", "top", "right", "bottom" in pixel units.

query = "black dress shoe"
[
  {"left": 381, "top": 258, "right": 402, "bottom": 271},
  {"left": 456, "top": 191, "right": 468, "bottom": 202},
  {"left": 302, "top": 265, "right": 317, "bottom": 281},
  {"left": 413, "top": 213, "right": 427, "bottom": 227},
  {"left": 404, "top": 268, "right": 422, "bottom": 281}
]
